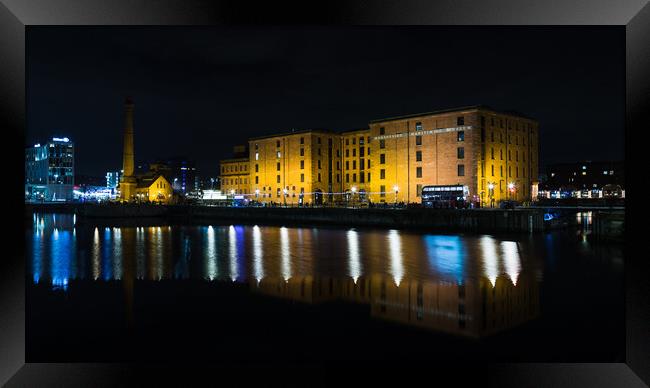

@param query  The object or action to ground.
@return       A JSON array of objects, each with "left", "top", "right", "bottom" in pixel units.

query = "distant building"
[
  {"left": 220, "top": 145, "right": 251, "bottom": 197},
  {"left": 143, "top": 157, "right": 198, "bottom": 195},
  {"left": 540, "top": 161, "right": 624, "bottom": 198},
  {"left": 25, "top": 137, "right": 75, "bottom": 201},
  {"left": 106, "top": 171, "right": 121, "bottom": 189}
]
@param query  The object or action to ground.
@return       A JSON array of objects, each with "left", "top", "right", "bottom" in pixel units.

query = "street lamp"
[
  {"left": 283, "top": 188, "right": 288, "bottom": 207},
  {"left": 508, "top": 182, "right": 515, "bottom": 200},
  {"left": 393, "top": 185, "right": 399, "bottom": 206},
  {"left": 255, "top": 188, "right": 260, "bottom": 200},
  {"left": 351, "top": 186, "right": 357, "bottom": 208},
  {"left": 488, "top": 182, "right": 495, "bottom": 208}
]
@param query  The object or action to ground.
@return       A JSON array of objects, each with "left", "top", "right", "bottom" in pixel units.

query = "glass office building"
[{"left": 25, "top": 137, "right": 75, "bottom": 201}]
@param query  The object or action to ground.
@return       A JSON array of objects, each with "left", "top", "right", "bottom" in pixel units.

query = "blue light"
[{"left": 424, "top": 235, "right": 465, "bottom": 282}]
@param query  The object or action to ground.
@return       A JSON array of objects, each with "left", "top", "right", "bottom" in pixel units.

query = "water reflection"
[
  {"left": 28, "top": 213, "right": 571, "bottom": 338},
  {"left": 347, "top": 229, "right": 361, "bottom": 284}
]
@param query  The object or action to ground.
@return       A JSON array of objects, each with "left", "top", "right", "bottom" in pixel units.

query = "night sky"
[{"left": 27, "top": 26, "right": 625, "bottom": 178}]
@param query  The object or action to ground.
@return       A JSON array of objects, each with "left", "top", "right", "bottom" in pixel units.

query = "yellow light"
[
  {"left": 351, "top": 186, "right": 357, "bottom": 193},
  {"left": 393, "top": 185, "right": 399, "bottom": 193}
]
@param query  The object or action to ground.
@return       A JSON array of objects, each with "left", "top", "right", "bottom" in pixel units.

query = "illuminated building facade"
[
  {"left": 248, "top": 130, "right": 343, "bottom": 205},
  {"left": 367, "top": 105, "right": 539, "bottom": 205},
  {"left": 25, "top": 137, "right": 75, "bottom": 201},
  {"left": 341, "top": 129, "right": 371, "bottom": 202},
  {"left": 220, "top": 157, "right": 250, "bottom": 196},
  {"left": 218, "top": 106, "right": 539, "bottom": 206},
  {"left": 133, "top": 173, "right": 173, "bottom": 203}
]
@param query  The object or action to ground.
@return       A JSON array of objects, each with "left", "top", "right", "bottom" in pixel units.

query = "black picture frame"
[{"left": 2, "top": 1, "right": 647, "bottom": 386}]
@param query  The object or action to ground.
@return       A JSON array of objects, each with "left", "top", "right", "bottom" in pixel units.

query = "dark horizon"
[{"left": 27, "top": 26, "right": 625, "bottom": 178}]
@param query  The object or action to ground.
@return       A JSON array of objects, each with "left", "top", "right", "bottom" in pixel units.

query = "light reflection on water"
[
  {"left": 28, "top": 213, "right": 540, "bottom": 290},
  {"left": 29, "top": 212, "right": 619, "bottom": 337}
]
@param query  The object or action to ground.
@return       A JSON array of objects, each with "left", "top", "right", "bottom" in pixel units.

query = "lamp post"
[
  {"left": 255, "top": 188, "right": 260, "bottom": 201},
  {"left": 393, "top": 185, "right": 399, "bottom": 207},
  {"left": 508, "top": 182, "right": 515, "bottom": 201},
  {"left": 351, "top": 186, "right": 357, "bottom": 208},
  {"left": 488, "top": 182, "right": 495, "bottom": 208}
]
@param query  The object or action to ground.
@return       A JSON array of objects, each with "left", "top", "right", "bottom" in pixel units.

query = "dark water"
[{"left": 26, "top": 212, "right": 624, "bottom": 363}]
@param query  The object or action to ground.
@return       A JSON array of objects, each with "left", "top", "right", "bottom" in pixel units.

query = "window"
[
  {"left": 500, "top": 166, "right": 503, "bottom": 177},
  {"left": 346, "top": 139, "right": 349, "bottom": 145},
  {"left": 379, "top": 139, "right": 385, "bottom": 149},
  {"left": 491, "top": 148, "right": 494, "bottom": 159},
  {"left": 480, "top": 116, "right": 485, "bottom": 127},
  {"left": 359, "top": 137, "right": 364, "bottom": 145},
  {"left": 318, "top": 148, "right": 321, "bottom": 156},
  {"left": 255, "top": 176, "right": 259, "bottom": 184},
  {"left": 318, "top": 173, "right": 321, "bottom": 182},
  {"left": 368, "top": 172, "right": 371, "bottom": 182},
  {"left": 352, "top": 149, "right": 356, "bottom": 157},
  {"left": 337, "top": 161, "right": 340, "bottom": 170},
  {"left": 380, "top": 154, "right": 385, "bottom": 164},
  {"left": 346, "top": 161, "right": 349, "bottom": 170},
  {"left": 277, "top": 162, "right": 281, "bottom": 171},
  {"left": 457, "top": 131, "right": 464, "bottom": 142},
  {"left": 457, "top": 147, "right": 464, "bottom": 159},
  {"left": 346, "top": 149, "right": 349, "bottom": 157},
  {"left": 380, "top": 169, "right": 385, "bottom": 179},
  {"left": 300, "top": 148, "right": 304, "bottom": 156},
  {"left": 491, "top": 165, "right": 494, "bottom": 177},
  {"left": 380, "top": 185, "right": 386, "bottom": 197},
  {"left": 360, "top": 173, "right": 365, "bottom": 183},
  {"left": 300, "top": 160, "right": 304, "bottom": 169},
  {"left": 500, "top": 149, "right": 503, "bottom": 160},
  {"left": 277, "top": 175, "right": 281, "bottom": 183},
  {"left": 508, "top": 150, "right": 511, "bottom": 161},
  {"left": 360, "top": 147, "right": 365, "bottom": 157},
  {"left": 255, "top": 152, "right": 259, "bottom": 160},
  {"left": 516, "top": 151, "right": 518, "bottom": 162},
  {"left": 276, "top": 151, "right": 281, "bottom": 158},
  {"left": 380, "top": 127, "right": 385, "bottom": 135},
  {"left": 300, "top": 137, "right": 304, "bottom": 144},
  {"left": 352, "top": 137, "right": 356, "bottom": 145},
  {"left": 416, "top": 167, "right": 422, "bottom": 178},
  {"left": 301, "top": 174, "right": 304, "bottom": 182},
  {"left": 353, "top": 160, "right": 356, "bottom": 169},
  {"left": 458, "top": 165, "right": 465, "bottom": 176},
  {"left": 353, "top": 173, "right": 356, "bottom": 182},
  {"left": 415, "top": 122, "right": 422, "bottom": 131},
  {"left": 318, "top": 160, "right": 321, "bottom": 169},
  {"left": 416, "top": 151, "right": 422, "bottom": 162},
  {"left": 509, "top": 166, "right": 512, "bottom": 177},
  {"left": 346, "top": 174, "right": 349, "bottom": 183},
  {"left": 416, "top": 135, "right": 422, "bottom": 145},
  {"left": 317, "top": 137, "right": 321, "bottom": 144},
  {"left": 457, "top": 116, "right": 464, "bottom": 126},
  {"left": 276, "top": 140, "right": 280, "bottom": 148},
  {"left": 491, "top": 131, "right": 494, "bottom": 142}
]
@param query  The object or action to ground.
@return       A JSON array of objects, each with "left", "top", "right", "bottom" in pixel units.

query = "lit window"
[{"left": 277, "top": 151, "right": 281, "bottom": 158}]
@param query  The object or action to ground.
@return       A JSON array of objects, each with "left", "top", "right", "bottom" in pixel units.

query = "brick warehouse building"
[{"left": 219, "top": 105, "right": 540, "bottom": 206}]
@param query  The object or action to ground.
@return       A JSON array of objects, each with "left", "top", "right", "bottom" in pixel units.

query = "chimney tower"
[{"left": 119, "top": 97, "right": 137, "bottom": 201}]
